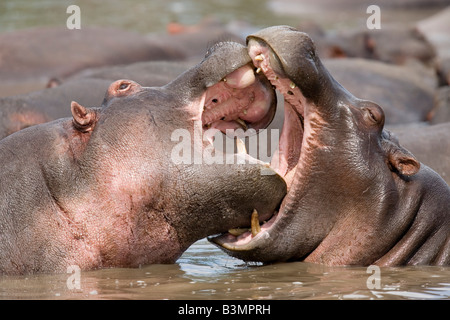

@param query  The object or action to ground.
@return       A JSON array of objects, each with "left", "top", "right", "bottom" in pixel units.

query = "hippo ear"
[
  {"left": 71, "top": 101, "right": 98, "bottom": 133},
  {"left": 387, "top": 144, "right": 420, "bottom": 177}
]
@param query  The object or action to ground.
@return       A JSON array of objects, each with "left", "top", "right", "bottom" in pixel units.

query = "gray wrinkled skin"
[
  {"left": 211, "top": 26, "right": 450, "bottom": 266},
  {"left": 0, "top": 42, "right": 286, "bottom": 275}
]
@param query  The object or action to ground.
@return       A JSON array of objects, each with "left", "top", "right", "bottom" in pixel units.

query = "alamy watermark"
[
  {"left": 170, "top": 121, "right": 280, "bottom": 175},
  {"left": 65, "top": 4, "right": 381, "bottom": 33},
  {"left": 366, "top": 265, "right": 381, "bottom": 289},
  {"left": 366, "top": 5, "right": 381, "bottom": 30},
  {"left": 67, "top": 264, "right": 81, "bottom": 290},
  {"left": 65, "top": 5, "right": 381, "bottom": 32},
  {"left": 66, "top": 5, "right": 81, "bottom": 30}
]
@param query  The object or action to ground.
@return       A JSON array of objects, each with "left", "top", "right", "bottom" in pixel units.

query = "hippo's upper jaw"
[{"left": 210, "top": 26, "right": 449, "bottom": 267}]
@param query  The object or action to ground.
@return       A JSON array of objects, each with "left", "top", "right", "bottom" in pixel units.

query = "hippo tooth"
[
  {"left": 243, "top": 109, "right": 248, "bottom": 115},
  {"left": 223, "top": 77, "right": 227, "bottom": 82},
  {"left": 228, "top": 228, "right": 249, "bottom": 236},
  {"left": 256, "top": 67, "right": 262, "bottom": 74},
  {"left": 235, "top": 118, "right": 248, "bottom": 131},
  {"left": 251, "top": 209, "right": 261, "bottom": 237},
  {"left": 254, "top": 54, "right": 264, "bottom": 61},
  {"left": 290, "top": 82, "right": 296, "bottom": 89},
  {"left": 236, "top": 137, "right": 247, "bottom": 154}
]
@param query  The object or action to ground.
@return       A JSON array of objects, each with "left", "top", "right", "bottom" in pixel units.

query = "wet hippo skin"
[
  {"left": 0, "top": 42, "right": 287, "bottom": 275},
  {"left": 210, "top": 26, "right": 450, "bottom": 266},
  {"left": 0, "top": 62, "right": 193, "bottom": 140},
  {"left": 389, "top": 122, "right": 450, "bottom": 186}
]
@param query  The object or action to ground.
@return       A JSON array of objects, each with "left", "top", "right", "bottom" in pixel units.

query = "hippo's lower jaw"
[{"left": 209, "top": 38, "right": 310, "bottom": 252}]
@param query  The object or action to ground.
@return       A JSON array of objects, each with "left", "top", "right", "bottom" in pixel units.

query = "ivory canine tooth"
[
  {"left": 228, "top": 228, "right": 249, "bottom": 236},
  {"left": 290, "top": 82, "right": 296, "bottom": 89},
  {"left": 235, "top": 118, "right": 248, "bottom": 131},
  {"left": 251, "top": 209, "right": 261, "bottom": 237},
  {"left": 256, "top": 67, "right": 262, "bottom": 74},
  {"left": 236, "top": 137, "right": 247, "bottom": 154},
  {"left": 254, "top": 54, "right": 264, "bottom": 61}
]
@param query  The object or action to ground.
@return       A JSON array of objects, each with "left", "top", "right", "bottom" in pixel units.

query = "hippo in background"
[
  {"left": 0, "top": 41, "right": 286, "bottom": 275},
  {"left": 429, "top": 86, "right": 450, "bottom": 124},
  {"left": 417, "top": 6, "right": 450, "bottom": 85},
  {"left": 0, "top": 27, "right": 182, "bottom": 97},
  {"left": 0, "top": 61, "right": 196, "bottom": 140},
  {"left": 323, "top": 58, "right": 437, "bottom": 124},
  {"left": 314, "top": 26, "right": 436, "bottom": 67},
  {"left": 0, "top": 22, "right": 243, "bottom": 98}
]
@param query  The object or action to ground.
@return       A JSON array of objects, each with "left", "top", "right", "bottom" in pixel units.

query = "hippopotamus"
[
  {"left": 428, "top": 85, "right": 450, "bottom": 124},
  {"left": 0, "top": 27, "right": 189, "bottom": 98},
  {"left": 0, "top": 61, "right": 195, "bottom": 140},
  {"left": 389, "top": 122, "right": 450, "bottom": 186},
  {"left": 0, "top": 79, "right": 112, "bottom": 140},
  {"left": 323, "top": 58, "right": 436, "bottom": 125},
  {"left": 417, "top": 7, "right": 450, "bottom": 85},
  {"left": 0, "top": 23, "right": 245, "bottom": 98},
  {"left": 0, "top": 41, "right": 286, "bottom": 275},
  {"left": 210, "top": 26, "right": 450, "bottom": 266},
  {"left": 316, "top": 26, "right": 436, "bottom": 66}
]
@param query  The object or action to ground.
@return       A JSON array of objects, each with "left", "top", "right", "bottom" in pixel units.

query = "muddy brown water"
[
  {"left": 0, "top": 0, "right": 449, "bottom": 300},
  {"left": 1, "top": 239, "right": 449, "bottom": 300}
]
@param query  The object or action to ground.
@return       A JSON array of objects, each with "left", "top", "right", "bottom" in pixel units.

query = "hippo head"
[
  {"left": 61, "top": 41, "right": 286, "bottom": 268},
  {"left": 210, "top": 26, "right": 426, "bottom": 266}
]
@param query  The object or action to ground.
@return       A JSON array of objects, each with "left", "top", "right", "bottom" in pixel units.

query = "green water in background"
[
  {"left": 0, "top": 0, "right": 296, "bottom": 33},
  {"left": 0, "top": 0, "right": 442, "bottom": 34}
]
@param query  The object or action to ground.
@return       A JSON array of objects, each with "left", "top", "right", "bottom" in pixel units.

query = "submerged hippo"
[
  {"left": 0, "top": 79, "right": 112, "bottom": 140},
  {"left": 0, "top": 42, "right": 286, "bottom": 275},
  {"left": 210, "top": 26, "right": 450, "bottom": 266},
  {"left": 0, "top": 61, "right": 194, "bottom": 140}
]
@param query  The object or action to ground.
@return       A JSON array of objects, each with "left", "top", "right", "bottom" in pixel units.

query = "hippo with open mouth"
[
  {"left": 210, "top": 26, "right": 450, "bottom": 266},
  {"left": 0, "top": 42, "right": 287, "bottom": 275}
]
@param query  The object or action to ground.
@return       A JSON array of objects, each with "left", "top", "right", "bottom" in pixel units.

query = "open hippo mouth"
[
  {"left": 201, "top": 53, "right": 277, "bottom": 135},
  {"left": 207, "top": 28, "right": 310, "bottom": 251}
]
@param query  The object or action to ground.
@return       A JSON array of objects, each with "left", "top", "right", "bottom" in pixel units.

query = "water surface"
[{"left": 1, "top": 239, "right": 448, "bottom": 300}]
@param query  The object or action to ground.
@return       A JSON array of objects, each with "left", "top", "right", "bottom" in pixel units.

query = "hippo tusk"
[
  {"left": 228, "top": 227, "right": 249, "bottom": 236},
  {"left": 234, "top": 118, "right": 248, "bottom": 131},
  {"left": 251, "top": 209, "right": 261, "bottom": 237},
  {"left": 254, "top": 54, "right": 264, "bottom": 61},
  {"left": 236, "top": 137, "right": 247, "bottom": 154}
]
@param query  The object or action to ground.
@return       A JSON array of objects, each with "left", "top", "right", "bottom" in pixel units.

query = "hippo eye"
[
  {"left": 119, "top": 82, "right": 130, "bottom": 90},
  {"left": 363, "top": 105, "right": 384, "bottom": 126},
  {"left": 367, "top": 109, "right": 377, "bottom": 122}
]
